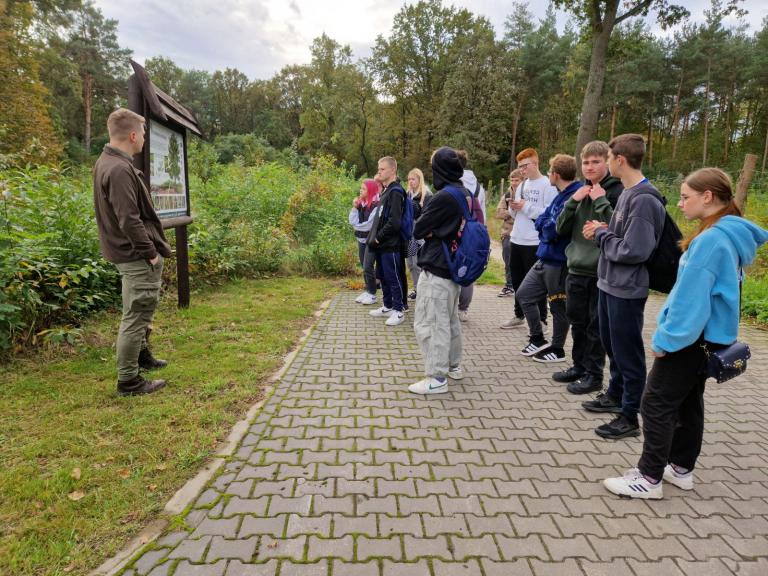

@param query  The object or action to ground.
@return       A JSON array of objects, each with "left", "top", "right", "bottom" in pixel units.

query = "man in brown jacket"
[{"left": 93, "top": 108, "right": 172, "bottom": 395}]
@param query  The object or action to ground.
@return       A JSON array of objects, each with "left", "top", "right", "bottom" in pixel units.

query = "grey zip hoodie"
[{"left": 594, "top": 180, "right": 667, "bottom": 299}]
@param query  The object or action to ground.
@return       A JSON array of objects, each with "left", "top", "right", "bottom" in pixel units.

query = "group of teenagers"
[{"left": 349, "top": 134, "right": 768, "bottom": 500}]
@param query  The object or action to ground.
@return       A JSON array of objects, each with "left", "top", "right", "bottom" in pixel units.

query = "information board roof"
[{"left": 129, "top": 60, "right": 203, "bottom": 137}]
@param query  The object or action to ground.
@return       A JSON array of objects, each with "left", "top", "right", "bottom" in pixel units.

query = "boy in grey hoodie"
[{"left": 581, "top": 134, "right": 666, "bottom": 440}]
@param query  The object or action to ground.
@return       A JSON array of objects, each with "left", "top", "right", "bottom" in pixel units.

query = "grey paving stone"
[
  {"left": 357, "top": 536, "right": 402, "bottom": 561},
  {"left": 133, "top": 548, "right": 168, "bottom": 575},
  {"left": 168, "top": 536, "right": 212, "bottom": 561},
  {"left": 331, "top": 560, "right": 380, "bottom": 576},
  {"left": 205, "top": 536, "right": 258, "bottom": 562},
  {"left": 254, "top": 535, "right": 306, "bottom": 562},
  {"left": 306, "top": 535, "right": 354, "bottom": 561},
  {"left": 224, "top": 559, "right": 279, "bottom": 575},
  {"left": 172, "top": 560, "right": 226, "bottom": 575},
  {"left": 432, "top": 559, "right": 483, "bottom": 576},
  {"left": 239, "top": 515, "right": 286, "bottom": 538}
]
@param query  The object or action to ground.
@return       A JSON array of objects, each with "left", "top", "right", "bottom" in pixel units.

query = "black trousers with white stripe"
[{"left": 637, "top": 339, "right": 707, "bottom": 481}]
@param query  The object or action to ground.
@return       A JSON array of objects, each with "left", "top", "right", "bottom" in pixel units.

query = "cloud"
[{"left": 95, "top": 0, "right": 767, "bottom": 80}]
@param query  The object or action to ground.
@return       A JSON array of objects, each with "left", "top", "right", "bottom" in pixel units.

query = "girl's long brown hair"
[{"left": 679, "top": 167, "right": 742, "bottom": 252}]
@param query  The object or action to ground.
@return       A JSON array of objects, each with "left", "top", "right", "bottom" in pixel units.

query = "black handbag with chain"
[
  {"left": 703, "top": 341, "right": 750, "bottom": 383},
  {"left": 703, "top": 263, "right": 750, "bottom": 383}
]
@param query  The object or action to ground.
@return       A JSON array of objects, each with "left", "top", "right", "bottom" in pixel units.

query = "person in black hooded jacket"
[
  {"left": 367, "top": 156, "right": 409, "bottom": 325},
  {"left": 409, "top": 146, "right": 465, "bottom": 395}
]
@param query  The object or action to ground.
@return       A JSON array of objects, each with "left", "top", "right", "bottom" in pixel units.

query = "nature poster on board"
[{"left": 149, "top": 121, "right": 187, "bottom": 218}]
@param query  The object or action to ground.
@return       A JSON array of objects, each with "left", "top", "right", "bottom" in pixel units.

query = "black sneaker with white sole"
[
  {"left": 532, "top": 347, "right": 565, "bottom": 363},
  {"left": 521, "top": 339, "right": 549, "bottom": 356},
  {"left": 582, "top": 392, "right": 622, "bottom": 413}
]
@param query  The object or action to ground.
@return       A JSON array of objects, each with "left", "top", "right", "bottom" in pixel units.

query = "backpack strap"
[
  {"left": 474, "top": 182, "right": 481, "bottom": 199},
  {"left": 443, "top": 185, "right": 473, "bottom": 221}
]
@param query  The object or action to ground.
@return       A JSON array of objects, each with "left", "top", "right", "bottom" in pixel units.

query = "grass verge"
[{"left": 0, "top": 276, "right": 336, "bottom": 576}]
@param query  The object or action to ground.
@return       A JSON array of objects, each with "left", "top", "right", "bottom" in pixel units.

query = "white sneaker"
[
  {"left": 603, "top": 468, "right": 663, "bottom": 500},
  {"left": 458, "top": 309, "right": 469, "bottom": 322},
  {"left": 359, "top": 292, "right": 377, "bottom": 305},
  {"left": 385, "top": 311, "right": 405, "bottom": 326},
  {"left": 500, "top": 317, "right": 525, "bottom": 329},
  {"left": 663, "top": 464, "right": 694, "bottom": 490},
  {"left": 408, "top": 377, "right": 448, "bottom": 395},
  {"left": 447, "top": 366, "right": 464, "bottom": 380},
  {"left": 521, "top": 339, "right": 549, "bottom": 356},
  {"left": 369, "top": 306, "right": 393, "bottom": 317}
]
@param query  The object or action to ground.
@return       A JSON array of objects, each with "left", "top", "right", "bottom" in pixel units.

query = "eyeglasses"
[{"left": 518, "top": 162, "right": 534, "bottom": 169}]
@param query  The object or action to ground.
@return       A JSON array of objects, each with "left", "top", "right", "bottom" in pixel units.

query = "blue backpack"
[
  {"left": 383, "top": 187, "right": 414, "bottom": 244},
  {"left": 440, "top": 185, "right": 491, "bottom": 286},
  {"left": 400, "top": 191, "right": 415, "bottom": 243}
]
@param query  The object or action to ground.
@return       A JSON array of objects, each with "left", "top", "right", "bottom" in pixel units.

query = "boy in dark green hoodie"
[{"left": 555, "top": 141, "right": 623, "bottom": 394}]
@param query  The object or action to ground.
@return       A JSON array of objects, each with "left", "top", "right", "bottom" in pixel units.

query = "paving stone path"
[{"left": 125, "top": 287, "right": 768, "bottom": 576}]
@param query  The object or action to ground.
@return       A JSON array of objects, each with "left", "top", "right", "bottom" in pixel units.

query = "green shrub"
[{"left": 0, "top": 166, "right": 119, "bottom": 352}]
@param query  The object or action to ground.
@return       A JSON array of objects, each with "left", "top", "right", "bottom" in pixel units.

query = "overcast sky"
[{"left": 95, "top": 0, "right": 768, "bottom": 80}]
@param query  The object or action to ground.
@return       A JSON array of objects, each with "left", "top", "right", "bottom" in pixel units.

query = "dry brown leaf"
[
  {"left": 67, "top": 491, "right": 85, "bottom": 501},
  {"left": 71, "top": 467, "right": 81, "bottom": 480},
  {"left": 93, "top": 463, "right": 105, "bottom": 469},
  {"left": 117, "top": 468, "right": 130, "bottom": 479},
  {"left": 266, "top": 541, "right": 278, "bottom": 549},
  {"left": 155, "top": 463, "right": 167, "bottom": 471},
  {"left": 147, "top": 484, "right": 157, "bottom": 491},
  {"left": 33, "top": 501, "right": 44, "bottom": 510}
]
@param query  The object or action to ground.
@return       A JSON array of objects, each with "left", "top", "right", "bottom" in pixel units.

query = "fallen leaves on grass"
[
  {"left": 67, "top": 491, "right": 85, "bottom": 501},
  {"left": 70, "top": 467, "right": 81, "bottom": 480},
  {"left": 117, "top": 468, "right": 130, "bottom": 479}
]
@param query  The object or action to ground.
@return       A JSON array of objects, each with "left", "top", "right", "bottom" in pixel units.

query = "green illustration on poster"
[{"left": 149, "top": 120, "right": 187, "bottom": 218}]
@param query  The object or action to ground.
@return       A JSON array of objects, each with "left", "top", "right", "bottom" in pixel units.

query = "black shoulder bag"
[{"left": 703, "top": 265, "right": 750, "bottom": 383}]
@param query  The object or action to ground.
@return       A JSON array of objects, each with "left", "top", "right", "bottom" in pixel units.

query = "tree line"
[{"left": 3, "top": 0, "right": 767, "bottom": 180}]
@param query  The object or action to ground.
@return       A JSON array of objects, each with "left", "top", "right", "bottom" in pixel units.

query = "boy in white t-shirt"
[{"left": 500, "top": 148, "right": 558, "bottom": 329}]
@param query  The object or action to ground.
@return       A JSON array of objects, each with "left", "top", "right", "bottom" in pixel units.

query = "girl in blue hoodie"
[{"left": 604, "top": 167, "right": 768, "bottom": 499}]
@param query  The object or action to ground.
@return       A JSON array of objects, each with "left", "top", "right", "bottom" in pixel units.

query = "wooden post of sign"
[
  {"left": 735, "top": 153, "right": 757, "bottom": 213},
  {"left": 175, "top": 225, "right": 190, "bottom": 308}
]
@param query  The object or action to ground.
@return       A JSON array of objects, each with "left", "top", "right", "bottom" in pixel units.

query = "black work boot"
[
  {"left": 117, "top": 375, "right": 166, "bottom": 396},
  {"left": 138, "top": 347, "right": 168, "bottom": 370}
]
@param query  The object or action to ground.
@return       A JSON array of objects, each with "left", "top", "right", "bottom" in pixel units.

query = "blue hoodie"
[
  {"left": 652, "top": 215, "right": 768, "bottom": 353},
  {"left": 534, "top": 181, "right": 580, "bottom": 265}
]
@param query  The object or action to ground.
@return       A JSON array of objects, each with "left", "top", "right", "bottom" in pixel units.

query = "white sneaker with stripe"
[
  {"left": 663, "top": 464, "right": 694, "bottom": 490},
  {"left": 603, "top": 468, "right": 663, "bottom": 499},
  {"left": 408, "top": 377, "right": 448, "bottom": 395}
]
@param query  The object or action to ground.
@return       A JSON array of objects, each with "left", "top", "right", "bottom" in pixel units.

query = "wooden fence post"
[{"left": 735, "top": 153, "right": 758, "bottom": 213}]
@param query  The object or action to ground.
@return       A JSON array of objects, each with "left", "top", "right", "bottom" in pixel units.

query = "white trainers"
[
  {"left": 369, "top": 306, "right": 393, "bottom": 317},
  {"left": 447, "top": 366, "right": 464, "bottom": 380},
  {"left": 603, "top": 468, "right": 663, "bottom": 500},
  {"left": 500, "top": 317, "right": 525, "bottom": 329},
  {"left": 385, "top": 311, "right": 406, "bottom": 326},
  {"left": 358, "top": 292, "right": 377, "bottom": 305},
  {"left": 458, "top": 309, "right": 469, "bottom": 322},
  {"left": 408, "top": 377, "right": 448, "bottom": 394},
  {"left": 663, "top": 464, "right": 694, "bottom": 490}
]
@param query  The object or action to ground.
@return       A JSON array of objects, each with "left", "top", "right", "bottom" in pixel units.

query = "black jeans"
[
  {"left": 509, "top": 242, "right": 546, "bottom": 321},
  {"left": 638, "top": 339, "right": 708, "bottom": 481},
  {"left": 518, "top": 261, "right": 569, "bottom": 348},
  {"left": 501, "top": 235, "right": 513, "bottom": 288},
  {"left": 566, "top": 274, "right": 605, "bottom": 379},
  {"left": 599, "top": 290, "right": 647, "bottom": 421},
  {"left": 358, "top": 243, "right": 377, "bottom": 295}
]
